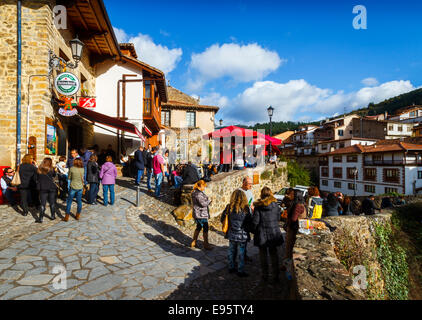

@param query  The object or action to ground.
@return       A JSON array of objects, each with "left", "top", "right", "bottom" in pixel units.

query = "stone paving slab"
[{"left": 0, "top": 177, "right": 290, "bottom": 300}]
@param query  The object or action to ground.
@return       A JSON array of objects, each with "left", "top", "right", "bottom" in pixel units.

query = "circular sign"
[{"left": 55, "top": 72, "right": 80, "bottom": 96}]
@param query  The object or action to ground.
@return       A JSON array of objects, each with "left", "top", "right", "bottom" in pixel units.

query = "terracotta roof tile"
[{"left": 324, "top": 141, "right": 422, "bottom": 156}]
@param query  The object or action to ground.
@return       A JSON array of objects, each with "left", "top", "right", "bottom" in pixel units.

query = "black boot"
[
  {"left": 37, "top": 206, "right": 45, "bottom": 223},
  {"left": 50, "top": 204, "right": 56, "bottom": 220}
]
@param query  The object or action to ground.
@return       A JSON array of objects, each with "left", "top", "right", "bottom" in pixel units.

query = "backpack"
[{"left": 309, "top": 197, "right": 323, "bottom": 219}]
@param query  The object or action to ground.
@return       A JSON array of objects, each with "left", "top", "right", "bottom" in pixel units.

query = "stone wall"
[
  {"left": 180, "top": 163, "right": 288, "bottom": 218},
  {"left": 292, "top": 213, "right": 393, "bottom": 300},
  {"left": 0, "top": 0, "right": 96, "bottom": 166}
]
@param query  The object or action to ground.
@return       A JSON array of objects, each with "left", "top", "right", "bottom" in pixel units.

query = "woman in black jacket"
[
  {"left": 18, "top": 154, "right": 38, "bottom": 216},
  {"left": 252, "top": 187, "right": 283, "bottom": 282},
  {"left": 87, "top": 154, "right": 100, "bottom": 205},
  {"left": 36, "top": 157, "right": 58, "bottom": 223},
  {"left": 221, "top": 189, "right": 252, "bottom": 277}
]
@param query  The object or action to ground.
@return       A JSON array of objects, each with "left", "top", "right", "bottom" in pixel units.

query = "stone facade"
[
  {"left": 179, "top": 163, "right": 288, "bottom": 218},
  {"left": 0, "top": 0, "right": 96, "bottom": 166}
]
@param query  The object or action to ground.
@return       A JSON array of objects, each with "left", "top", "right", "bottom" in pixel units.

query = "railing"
[
  {"left": 364, "top": 159, "right": 422, "bottom": 166},
  {"left": 143, "top": 98, "right": 160, "bottom": 128}
]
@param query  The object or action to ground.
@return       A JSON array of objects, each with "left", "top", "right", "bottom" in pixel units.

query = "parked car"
[{"left": 274, "top": 185, "right": 309, "bottom": 205}]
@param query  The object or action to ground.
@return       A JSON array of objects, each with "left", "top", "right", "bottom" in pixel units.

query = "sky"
[{"left": 105, "top": 0, "right": 422, "bottom": 126}]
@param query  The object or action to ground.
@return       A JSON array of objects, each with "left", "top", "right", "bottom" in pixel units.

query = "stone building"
[
  {"left": 0, "top": 0, "right": 120, "bottom": 166},
  {"left": 161, "top": 86, "right": 219, "bottom": 162}
]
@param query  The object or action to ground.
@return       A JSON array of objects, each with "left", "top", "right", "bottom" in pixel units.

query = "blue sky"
[{"left": 105, "top": 0, "right": 422, "bottom": 125}]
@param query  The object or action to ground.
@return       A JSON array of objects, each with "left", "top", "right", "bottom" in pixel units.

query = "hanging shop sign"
[
  {"left": 55, "top": 72, "right": 80, "bottom": 96},
  {"left": 58, "top": 95, "right": 78, "bottom": 117},
  {"left": 79, "top": 97, "right": 96, "bottom": 109}
]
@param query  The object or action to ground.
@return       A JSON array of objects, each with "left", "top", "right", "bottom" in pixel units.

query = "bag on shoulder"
[
  {"left": 221, "top": 205, "right": 229, "bottom": 234},
  {"left": 11, "top": 167, "right": 21, "bottom": 187},
  {"left": 309, "top": 197, "right": 323, "bottom": 220}
]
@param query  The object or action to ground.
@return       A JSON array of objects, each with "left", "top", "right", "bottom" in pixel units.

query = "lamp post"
[
  {"left": 219, "top": 119, "right": 223, "bottom": 127},
  {"left": 49, "top": 36, "right": 85, "bottom": 73},
  {"left": 267, "top": 106, "right": 274, "bottom": 158},
  {"left": 353, "top": 167, "right": 358, "bottom": 197}
]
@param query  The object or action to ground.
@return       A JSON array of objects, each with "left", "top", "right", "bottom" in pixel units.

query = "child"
[{"left": 191, "top": 180, "right": 212, "bottom": 250}]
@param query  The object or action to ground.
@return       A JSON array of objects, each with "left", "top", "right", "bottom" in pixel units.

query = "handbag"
[{"left": 11, "top": 167, "right": 21, "bottom": 187}]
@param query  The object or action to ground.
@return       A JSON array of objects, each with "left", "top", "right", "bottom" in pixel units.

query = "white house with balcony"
[
  {"left": 319, "top": 141, "right": 422, "bottom": 196},
  {"left": 388, "top": 105, "right": 422, "bottom": 124}
]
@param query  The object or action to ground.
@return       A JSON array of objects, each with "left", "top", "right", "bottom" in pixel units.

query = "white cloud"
[
  {"left": 113, "top": 27, "right": 182, "bottom": 74},
  {"left": 197, "top": 92, "right": 230, "bottom": 108},
  {"left": 113, "top": 27, "right": 129, "bottom": 43},
  {"left": 217, "top": 79, "right": 418, "bottom": 125},
  {"left": 189, "top": 43, "right": 285, "bottom": 83},
  {"left": 361, "top": 77, "right": 379, "bottom": 86}
]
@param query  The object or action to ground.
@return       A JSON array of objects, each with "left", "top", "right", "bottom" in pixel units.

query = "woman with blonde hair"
[
  {"left": 18, "top": 154, "right": 38, "bottom": 216},
  {"left": 191, "top": 180, "right": 212, "bottom": 250},
  {"left": 36, "top": 157, "right": 57, "bottom": 223},
  {"left": 252, "top": 186, "right": 283, "bottom": 283},
  {"left": 220, "top": 189, "right": 252, "bottom": 277}
]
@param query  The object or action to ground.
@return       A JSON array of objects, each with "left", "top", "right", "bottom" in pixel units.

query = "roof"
[
  {"left": 274, "top": 131, "right": 294, "bottom": 142},
  {"left": 323, "top": 141, "right": 422, "bottom": 156},
  {"left": 162, "top": 86, "right": 219, "bottom": 112},
  {"left": 119, "top": 43, "right": 137, "bottom": 59},
  {"left": 317, "top": 137, "right": 378, "bottom": 144},
  {"left": 393, "top": 105, "right": 422, "bottom": 116}
]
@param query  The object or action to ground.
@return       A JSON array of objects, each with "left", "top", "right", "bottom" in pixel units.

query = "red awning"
[
  {"left": 76, "top": 106, "right": 145, "bottom": 141},
  {"left": 204, "top": 125, "right": 282, "bottom": 146}
]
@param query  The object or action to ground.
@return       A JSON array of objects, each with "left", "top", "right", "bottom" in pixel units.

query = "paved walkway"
[{"left": 0, "top": 178, "right": 289, "bottom": 300}]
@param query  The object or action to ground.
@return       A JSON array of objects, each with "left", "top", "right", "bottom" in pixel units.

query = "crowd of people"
[
  {"left": 1, "top": 144, "right": 119, "bottom": 223},
  {"left": 187, "top": 180, "right": 408, "bottom": 283}
]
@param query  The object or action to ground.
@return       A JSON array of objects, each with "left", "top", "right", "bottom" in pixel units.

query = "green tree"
[{"left": 286, "top": 159, "right": 311, "bottom": 187}]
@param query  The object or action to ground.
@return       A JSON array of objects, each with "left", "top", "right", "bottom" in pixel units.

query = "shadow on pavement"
[{"left": 138, "top": 213, "right": 292, "bottom": 300}]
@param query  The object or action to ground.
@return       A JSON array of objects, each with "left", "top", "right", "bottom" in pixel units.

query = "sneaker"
[{"left": 237, "top": 272, "right": 249, "bottom": 278}]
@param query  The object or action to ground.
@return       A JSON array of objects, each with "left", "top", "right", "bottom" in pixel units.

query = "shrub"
[{"left": 287, "top": 160, "right": 310, "bottom": 187}]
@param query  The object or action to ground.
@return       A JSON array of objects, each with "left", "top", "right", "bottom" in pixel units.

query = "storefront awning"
[{"left": 76, "top": 106, "right": 145, "bottom": 141}]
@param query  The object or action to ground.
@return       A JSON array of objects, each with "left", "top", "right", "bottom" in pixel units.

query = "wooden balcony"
[
  {"left": 143, "top": 98, "right": 161, "bottom": 133},
  {"left": 364, "top": 159, "right": 422, "bottom": 166}
]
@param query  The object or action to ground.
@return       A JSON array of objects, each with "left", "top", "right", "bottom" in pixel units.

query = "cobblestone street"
[{"left": 0, "top": 178, "right": 290, "bottom": 300}]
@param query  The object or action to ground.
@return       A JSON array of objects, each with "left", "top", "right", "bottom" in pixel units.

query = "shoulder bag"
[{"left": 11, "top": 166, "right": 21, "bottom": 187}]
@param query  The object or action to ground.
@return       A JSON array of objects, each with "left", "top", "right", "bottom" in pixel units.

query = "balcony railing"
[
  {"left": 364, "top": 159, "right": 422, "bottom": 166},
  {"left": 143, "top": 98, "right": 161, "bottom": 131}
]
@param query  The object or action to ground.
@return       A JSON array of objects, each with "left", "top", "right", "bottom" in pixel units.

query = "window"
[
  {"left": 364, "top": 168, "right": 377, "bottom": 181},
  {"left": 373, "top": 154, "right": 382, "bottom": 161},
  {"left": 418, "top": 171, "right": 422, "bottom": 179},
  {"left": 398, "top": 126, "right": 403, "bottom": 132},
  {"left": 161, "top": 110, "right": 170, "bottom": 126},
  {"left": 347, "top": 168, "right": 357, "bottom": 179},
  {"left": 321, "top": 180, "right": 328, "bottom": 186},
  {"left": 338, "top": 129, "right": 344, "bottom": 136},
  {"left": 334, "top": 181, "right": 342, "bottom": 188},
  {"left": 385, "top": 187, "right": 398, "bottom": 194},
  {"left": 348, "top": 183, "right": 356, "bottom": 190},
  {"left": 365, "top": 185, "right": 376, "bottom": 193},
  {"left": 186, "top": 111, "right": 196, "bottom": 128},
  {"left": 410, "top": 111, "right": 416, "bottom": 117},
  {"left": 333, "top": 167, "right": 342, "bottom": 178},
  {"left": 349, "top": 130, "right": 353, "bottom": 135},
  {"left": 339, "top": 142, "right": 345, "bottom": 149},
  {"left": 143, "top": 81, "right": 153, "bottom": 114},
  {"left": 321, "top": 144, "right": 328, "bottom": 150},
  {"left": 321, "top": 167, "right": 329, "bottom": 177},
  {"left": 384, "top": 169, "right": 400, "bottom": 183},
  {"left": 347, "top": 155, "right": 358, "bottom": 162},
  {"left": 407, "top": 126, "right": 412, "bottom": 132},
  {"left": 388, "top": 125, "right": 394, "bottom": 131},
  {"left": 333, "top": 155, "right": 342, "bottom": 162}
]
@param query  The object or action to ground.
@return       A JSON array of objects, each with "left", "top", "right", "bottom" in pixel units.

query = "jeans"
[
  {"left": 165, "top": 172, "right": 170, "bottom": 183},
  {"left": 154, "top": 172, "right": 163, "bottom": 197},
  {"left": 136, "top": 169, "right": 144, "bottom": 184},
  {"left": 228, "top": 241, "right": 247, "bottom": 273},
  {"left": 40, "top": 191, "right": 57, "bottom": 215},
  {"left": 83, "top": 166, "right": 87, "bottom": 185},
  {"left": 174, "top": 176, "right": 183, "bottom": 188},
  {"left": 259, "top": 246, "right": 280, "bottom": 278},
  {"left": 103, "top": 184, "right": 115, "bottom": 206},
  {"left": 4, "top": 189, "right": 17, "bottom": 205},
  {"left": 88, "top": 183, "right": 99, "bottom": 204},
  {"left": 66, "top": 188, "right": 82, "bottom": 214},
  {"left": 146, "top": 168, "right": 153, "bottom": 190},
  {"left": 19, "top": 188, "right": 31, "bottom": 212}
]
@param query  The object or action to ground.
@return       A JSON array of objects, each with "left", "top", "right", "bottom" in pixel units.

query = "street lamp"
[
  {"left": 267, "top": 106, "right": 274, "bottom": 157},
  {"left": 49, "top": 36, "right": 85, "bottom": 73},
  {"left": 219, "top": 119, "right": 223, "bottom": 127},
  {"left": 352, "top": 167, "right": 358, "bottom": 197}
]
